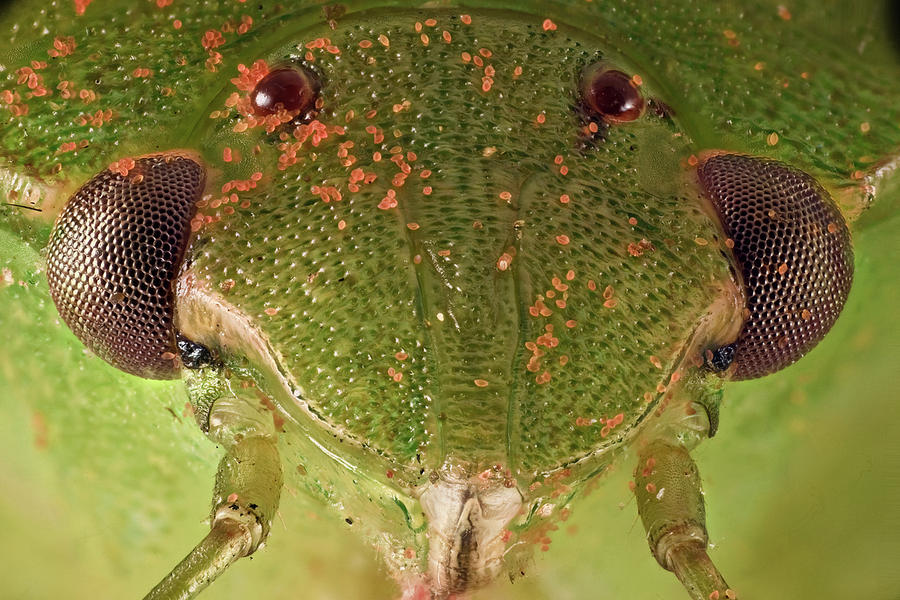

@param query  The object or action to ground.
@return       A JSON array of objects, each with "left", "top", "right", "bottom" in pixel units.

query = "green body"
[
  {"left": 182, "top": 10, "right": 729, "bottom": 473},
  {"left": 2, "top": 1, "right": 900, "bottom": 599}
]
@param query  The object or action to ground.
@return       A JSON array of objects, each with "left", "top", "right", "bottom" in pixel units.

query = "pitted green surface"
[{"left": 189, "top": 12, "right": 730, "bottom": 473}]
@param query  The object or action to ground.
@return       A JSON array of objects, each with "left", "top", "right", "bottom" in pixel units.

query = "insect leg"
[
  {"left": 633, "top": 439, "right": 733, "bottom": 600},
  {"left": 144, "top": 392, "right": 283, "bottom": 600}
]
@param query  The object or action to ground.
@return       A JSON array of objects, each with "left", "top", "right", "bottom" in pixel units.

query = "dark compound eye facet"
[
  {"left": 697, "top": 154, "right": 854, "bottom": 380},
  {"left": 250, "top": 66, "right": 319, "bottom": 118},
  {"left": 46, "top": 154, "right": 205, "bottom": 379},
  {"left": 583, "top": 67, "right": 644, "bottom": 123}
]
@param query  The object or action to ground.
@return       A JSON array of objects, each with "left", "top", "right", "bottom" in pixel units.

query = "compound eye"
[
  {"left": 250, "top": 66, "right": 319, "bottom": 118},
  {"left": 46, "top": 154, "right": 205, "bottom": 379},
  {"left": 582, "top": 66, "right": 644, "bottom": 123},
  {"left": 697, "top": 154, "right": 853, "bottom": 380}
]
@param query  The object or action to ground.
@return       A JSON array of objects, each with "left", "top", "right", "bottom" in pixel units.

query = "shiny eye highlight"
[
  {"left": 582, "top": 66, "right": 645, "bottom": 123},
  {"left": 250, "top": 67, "right": 319, "bottom": 118}
]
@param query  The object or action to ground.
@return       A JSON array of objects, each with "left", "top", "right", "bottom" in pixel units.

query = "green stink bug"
[{"left": 1, "top": 1, "right": 899, "bottom": 599}]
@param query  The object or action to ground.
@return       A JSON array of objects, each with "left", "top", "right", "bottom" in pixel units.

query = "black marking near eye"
[
  {"left": 707, "top": 343, "right": 736, "bottom": 372},
  {"left": 5, "top": 203, "right": 41, "bottom": 212},
  {"left": 177, "top": 335, "right": 215, "bottom": 369},
  {"left": 698, "top": 154, "right": 853, "bottom": 380},
  {"left": 581, "top": 66, "right": 644, "bottom": 123},
  {"left": 648, "top": 98, "right": 674, "bottom": 120},
  {"left": 250, "top": 66, "right": 320, "bottom": 119}
]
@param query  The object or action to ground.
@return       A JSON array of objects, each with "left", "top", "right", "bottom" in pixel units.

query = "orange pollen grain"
[
  {"left": 542, "top": 19, "right": 557, "bottom": 31},
  {"left": 555, "top": 235, "right": 570, "bottom": 245},
  {"left": 73, "top": 0, "right": 93, "bottom": 15},
  {"left": 378, "top": 190, "right": 398, "bottom": 210},
  {"left": 474, "top": 379, "right": 489, "bottom": 388}
]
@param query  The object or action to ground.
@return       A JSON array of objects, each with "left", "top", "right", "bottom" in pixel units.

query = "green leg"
[
  {"left": 633, "top": 440, "right": 736, "bottom": 600},
  {"left": 144, "top": 394, "right": 283, "bottom": 600}
]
